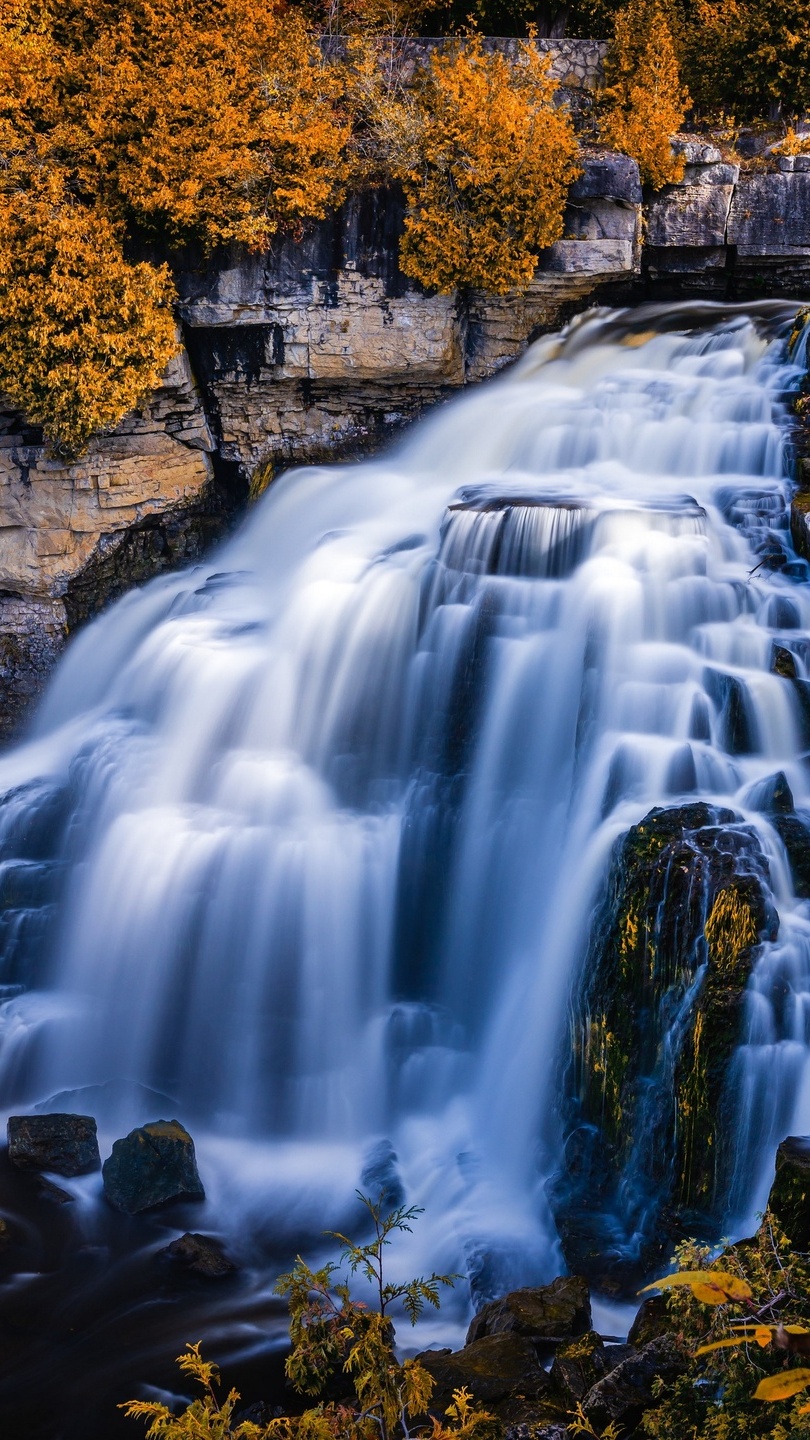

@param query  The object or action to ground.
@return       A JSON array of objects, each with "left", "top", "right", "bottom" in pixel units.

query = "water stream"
[{"left": 1, "top": 303, "right": 810, "bottom": 1389}]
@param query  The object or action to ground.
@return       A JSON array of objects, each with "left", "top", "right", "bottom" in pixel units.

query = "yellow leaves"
[
  {"left": 393, "top": 38, "right": 580, "bottom": 294},
  {"left": 72, "top": 0, "right": 351, "bottom": 250},
  {"left": 640, "top": 1270, "right": 753, "bottom": 1305},
  {"left": 695, "top": 1326, "right": 774, "bottom": 1355},
  {"left": 0, "top": 176, "right": 178, "bottom": 454},
  {"left": 754, "top": 1368, "right": 810, "bottom": 1402},
  {"left": 600, "top": 0, "right": 690, "bottom": 189}
]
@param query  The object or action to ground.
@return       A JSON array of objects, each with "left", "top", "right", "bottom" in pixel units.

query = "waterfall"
[{"left": 1, "top": 300, "right": 809, "bottom": 1313}]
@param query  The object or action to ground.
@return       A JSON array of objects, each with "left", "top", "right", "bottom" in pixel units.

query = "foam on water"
[{"left": 0, "top": 300, "right": 809, "bottom": 1321}]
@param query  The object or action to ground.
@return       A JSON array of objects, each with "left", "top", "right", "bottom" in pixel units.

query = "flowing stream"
[{"left": 1, "top": 302, "right": 810, "bottom": 1368}]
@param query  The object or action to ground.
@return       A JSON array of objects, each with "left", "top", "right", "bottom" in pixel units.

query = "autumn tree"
[
  {"left": 69, "top": 0, "right": 352, "bottom": 251},
  {"left": 0, "top": 175, "right": 177, "bottom": 456},
  {"left": 0, "top": 0, "right": 353, "bottom": 452},
  {"left": 599, "top": 0, "right": 691, "bottom": 188},
  {"left": 383, "top": 38, "right": 580, "bottom": 294},
  {"left": 684, "top": 0, "right": 810, "bottom": 122}
]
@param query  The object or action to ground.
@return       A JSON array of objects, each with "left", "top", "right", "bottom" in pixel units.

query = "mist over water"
[{"left": 1, "top": 301, "right": 810, "bottom": 1335}]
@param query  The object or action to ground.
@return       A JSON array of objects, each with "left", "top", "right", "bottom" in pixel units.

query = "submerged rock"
[
  {"left": 466, "top": 1276, "right": 591, "bottom": 1346},
  {"left": 551, "top": 802, "right": 776, "bottom": 1282},
  {"left": 102, "top": 1119, "right": 204, "bottom": 1214},
  {"left": 157, "top": 1231, "right": 235, "bottom": 1277},
  {"left": 767, "top": 1136, "right": 810, "bottom": 1250},
  {"left": 7, "top": 1113, "right": 100, "bottom": 1177}
]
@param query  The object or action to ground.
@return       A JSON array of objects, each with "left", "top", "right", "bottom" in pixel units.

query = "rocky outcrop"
[
  {"left": 0, "top": 346, "right": 223, "bottom": 738},
  {"left": 550, "top": 803, "right": 777, "bottom": 1287},
  {"left": 0, "top": 143, "right": 808, "bottom": 738},
  {"left": 418, "top": 1276, "right": 687, "bottom": 1433}
]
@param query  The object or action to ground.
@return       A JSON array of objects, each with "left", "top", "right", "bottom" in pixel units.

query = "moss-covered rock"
[
  {"left": 550, "top": 803, "right": 777, "bottom": 1284},
  {"left": 416, "top": 1334, "right": 566, "bottom": 1423},
  {"left": 766, "top": 1136, "right": 810, "bottom": 1250},
  {"left": 466, "top": 1276, "right": 591, "bottom": 1346},
  {"left": 102, "top": 1118, "right": 204, "bottom": 1214}
]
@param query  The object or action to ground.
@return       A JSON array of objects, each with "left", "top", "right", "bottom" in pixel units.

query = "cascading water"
[{"left": 1, "top": 302, "right": 810, "bottom": 1362}]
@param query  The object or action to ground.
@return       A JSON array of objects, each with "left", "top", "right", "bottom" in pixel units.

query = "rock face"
[
  {"left": 7, "top": 1113, "right": 100, "bottom": 1176},
  {"left": 0, "top": 345, "right": 222, "bottom": 738},
  {"left": 0, "top": 143, "right": 809, "bottom": 735},
  {"left": 101, "top": 1119, "right": 205, "bottom": 1214},
  {"left": 551, "top": 802, "right": 776, "bottom": 1285},
  {"left": 767, "top": 1136, "right": 810, "bottom": 1249},
  {"left": 466, "top": 1276, "right": 592, "bottom": 1346}
]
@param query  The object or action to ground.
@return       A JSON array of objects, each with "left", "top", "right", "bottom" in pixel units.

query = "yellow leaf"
[
  {"left": 754, "top": 1369, "right": 810, "bottom": 1402},
  {"left": 640, "top": 1271, "right": 752, "bottom": 1304},
  {"left": 695, "top": 1338, "right": 750, "bottom": 1356}
]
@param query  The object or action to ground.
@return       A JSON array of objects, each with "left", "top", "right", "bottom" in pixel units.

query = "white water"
[{"left": 1, "top": 301, "right": 809, "bottom": 1317}]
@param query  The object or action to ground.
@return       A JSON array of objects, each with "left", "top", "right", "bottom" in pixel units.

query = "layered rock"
[
  {"left": 0, "top": 144, "right": 809, "bottom": 736},
  {"left": 0, "top": 347, "right": 220, "bottom": 737}
]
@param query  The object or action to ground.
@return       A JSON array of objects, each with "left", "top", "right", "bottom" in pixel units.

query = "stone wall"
[{"left": 1, "top": 141, "right": 809, "bottom": 738}]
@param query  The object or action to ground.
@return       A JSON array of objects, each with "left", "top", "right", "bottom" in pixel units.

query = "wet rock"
[
  {"left": 767, "top": 1136, "right": 810, "bottom": 1249},
  {"left": 745, "top": 770, "right": 795, "bottom": 815},
  {"left": 417, "top": 1334, "right": 565, "bottom": 1419},
  {"left": 791, "top": 494, "right": 810, "bottom": 563},
  {"left": 467, "top": 1276, "right": 591, "bottom": 1346},
  {"left": 552, "top": 803, "right": 775, "bottom": 1282},
  {"left": 359, "top": 1138, "right": 405, "bottom": 1210},
  {"left": 580, "top": 1335, "right": 687, "bottom": 1432},
  {"left": 772, "top": 644, "right": 799, "bottom": 679},
  {"left": 7, "top": 1113, "right": 100, "bottom": 1177},
  {"left": 36, "top": 1178, "right": 74, "bottom": 1204},
  {"left": 549, "top": 1330, "right": 611, "bottom": 1400},
  {"left": 628, "top": 1295, "right": 671, "bottom": 1348},
  {"left": 704, "top": 667, "right": 758, "bottom": 753},
  {"left": 772, "top": 813, "right": 810, "bottom": 899},
  {"left": 157, "top": 1231, "right": 236, "bottom": 1277},
  {"left": 102, "top": 1119, "right": 204, "bottom": 1214}
]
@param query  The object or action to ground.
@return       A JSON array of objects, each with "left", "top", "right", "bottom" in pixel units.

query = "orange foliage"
[
  {"left": 600, "top": 0, "right": 691, "bottom": 189},
  {"left": 68, "top": 0, "right": 352, "bottom": 250},
  {"left": 393, "top": 38, "right": 581, "bottom": 294},
  {"left": 0, "top": 173, "right": 177, "bottom": 456}
]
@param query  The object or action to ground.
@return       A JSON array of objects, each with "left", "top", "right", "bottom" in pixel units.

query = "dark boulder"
[
  {"left": 745, "top": 770, "right": 795, "bottom": 815},
  {"left": 773, "top": 814, "right": 810, "bottom": 900},
  {"left": 549, "top": 1330, "right": 611, "bottom": 1401},
  {"left": 102, "top": 1119, "right": 204, "bottom": 1214},
  {"left": 157, "top": 1231, "right": 235, "bottom": 1276},
  {"left": 580, "top": 1335, "right": 687, "bottom": 1432},
  {"left": 467, "top": 1276, "right": 591, "bottom": 1347},
  {"left": 7, "top": 1113, "right": 100, "bottom": 1177},
  {"left": 551, "top": 802, "right": 776, "bottom": 1283},
  {"left": 627, "top": 1295, "right": 671, "bottom": 1348},
  {"left": 767, "top": 1136, "right": 810, "bottom": 1250},
  {"left": 417, "top": 1334, "right": 565, "bottom": 1421},
  {"left": 773, "top": 641, "right": 800, "bottom": 679}
]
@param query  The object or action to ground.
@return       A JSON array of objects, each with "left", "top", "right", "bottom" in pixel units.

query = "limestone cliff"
[{"left": 1, "top": 144, "right": 808, "bottom": 738}]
